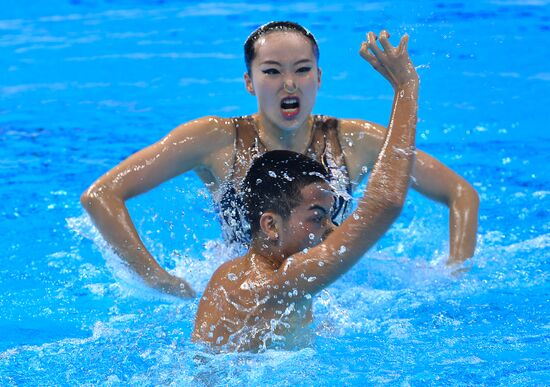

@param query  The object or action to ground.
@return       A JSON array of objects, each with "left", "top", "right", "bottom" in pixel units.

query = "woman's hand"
[{"left": 360, "top": 30, "right": 419, "bottom": 90}]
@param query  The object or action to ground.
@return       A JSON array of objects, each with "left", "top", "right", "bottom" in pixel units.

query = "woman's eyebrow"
[
  {"left": 259, "top": 58, "right": 312, "bottom": 66},
  {"left": 259, "top": 60, "right": 282, "bottom": 66}
]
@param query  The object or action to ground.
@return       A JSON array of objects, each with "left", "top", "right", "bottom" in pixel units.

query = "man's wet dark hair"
[
  {"left": 242, "top": 150, "right": 330, "bottom": 237},
  {"left": 244, "top": 21, "right": 320, "bottom": 75}
]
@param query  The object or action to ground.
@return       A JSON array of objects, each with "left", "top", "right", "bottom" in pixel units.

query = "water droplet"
[
  {"left": 338, "top": 245, "right": 347, "bottom": 255},
  {"left": 353, "top": 213, "right": 360, "bottom": 220},
  {"left": 309, "top": 233, "right": 315, "bottom": 240},
  {"left": 227, "top": 273, "right": 237, "bottom": 281},
  {"left": 307, "top": 276, "right": 317, "bottom": 282},
  {"left": 268, "top": 170, "right": 277, "bottom": 178},
  {"left": 256, "top": 178, "right": 262, "bottom": 184},
  {"left": 318, "top": 261, "right": 325, "bottom": 267}
]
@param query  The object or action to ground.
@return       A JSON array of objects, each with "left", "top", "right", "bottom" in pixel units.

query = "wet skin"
[
  {"left": 193, "top": 31, "right": 420, "bottom": 351},
  {"left": 81, "top": 29, "right": 479, "bottom": 298},
  {"left": 193, "top": 182, "right": 334, "bottom": 350}
]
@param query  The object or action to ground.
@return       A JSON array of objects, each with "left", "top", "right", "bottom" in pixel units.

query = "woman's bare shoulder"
[
  {"left": 338, "top": 117, "right": 386, "bottom": 139},
  {"left": 170, "top": 115, "right": 237, "bottom": 142},
  {"left": 329, "top": 117, "right": 388, "bottom": 179}
]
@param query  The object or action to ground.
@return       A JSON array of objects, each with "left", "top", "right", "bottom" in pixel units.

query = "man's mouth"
[{"left": 281, "top": 97, "right": 300, "bottom": 118}]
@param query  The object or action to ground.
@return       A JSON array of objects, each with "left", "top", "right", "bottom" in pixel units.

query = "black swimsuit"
[{"left": 218, "top": 115, "right": 353, "bottom": 245}]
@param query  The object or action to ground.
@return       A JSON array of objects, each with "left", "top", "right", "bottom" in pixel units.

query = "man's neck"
[{"left": 247, "top": 244, "right": 285, "bottom": 271}]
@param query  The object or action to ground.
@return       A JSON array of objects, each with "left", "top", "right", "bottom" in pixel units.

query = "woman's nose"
[{"left": 283, "top": 78, "right": 298, "bottom": 94}]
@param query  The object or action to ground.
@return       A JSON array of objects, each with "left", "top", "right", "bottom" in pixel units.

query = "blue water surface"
[{"left": 1, "top": 0, "right": 549, "bottom": 385}]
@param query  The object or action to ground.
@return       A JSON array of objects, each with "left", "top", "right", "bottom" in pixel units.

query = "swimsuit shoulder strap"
[
  {"left": 308, "top": 115, "right": 340, "bottom": 157},
  {"left": 309, "top": 115, "right": 353, "bottom": 223},
  {"left": 308, "top": 115, "right": 349, "bottom": 182},
  {"left": 231, "top": 115, "right": 262, "bottom": 183}
]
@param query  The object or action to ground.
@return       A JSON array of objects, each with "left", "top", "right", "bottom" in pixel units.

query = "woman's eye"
[
  {"left": 262, "top": 68, "right": 280, "bottom": 75},
  {"left": 296, "top": 67, "right": 311, "bottom": 73}
]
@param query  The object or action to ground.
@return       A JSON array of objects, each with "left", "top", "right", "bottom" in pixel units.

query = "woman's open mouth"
[{"left": 281, "top": 97, "right": 300, "bottom": 119}]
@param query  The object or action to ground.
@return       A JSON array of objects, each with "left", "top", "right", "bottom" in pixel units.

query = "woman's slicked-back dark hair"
[
  {"left": 244, "top": 21, "right": 319, "bottom": 75},
  {"left": 242, "top": 150, "right": 330, "bottom": 236}
]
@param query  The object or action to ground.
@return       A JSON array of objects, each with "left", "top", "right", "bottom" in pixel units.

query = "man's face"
[{"left": 279, "top": 181, "right": 335, "bottom": 256}]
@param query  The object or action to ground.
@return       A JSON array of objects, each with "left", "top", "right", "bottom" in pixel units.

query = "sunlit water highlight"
[{"left": 1, "top": 0, "right": 549, "bottom": 385}]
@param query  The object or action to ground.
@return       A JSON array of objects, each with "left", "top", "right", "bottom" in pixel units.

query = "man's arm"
[
  {"left": 341, "top": 120, "right": 479, "bottom": 265},
  {"left": 268, "top": 31, "right": 418, "bottom": 298},
  {"left": 81, "top": 116, "right": 235, "bottom": 297}
]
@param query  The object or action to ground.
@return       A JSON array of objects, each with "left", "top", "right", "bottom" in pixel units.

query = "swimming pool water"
[{"left": 1, "top": 0, "right": 549, "bottom": 385}]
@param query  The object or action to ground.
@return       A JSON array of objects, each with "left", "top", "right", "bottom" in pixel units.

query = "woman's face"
[{"left": 245, "top": 31, "right": 321, "bottom": 131}]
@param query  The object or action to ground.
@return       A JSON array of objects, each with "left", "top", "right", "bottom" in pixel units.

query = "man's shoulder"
[{"left": 207, "top": 255, "right": 247, "bottom": 285}]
